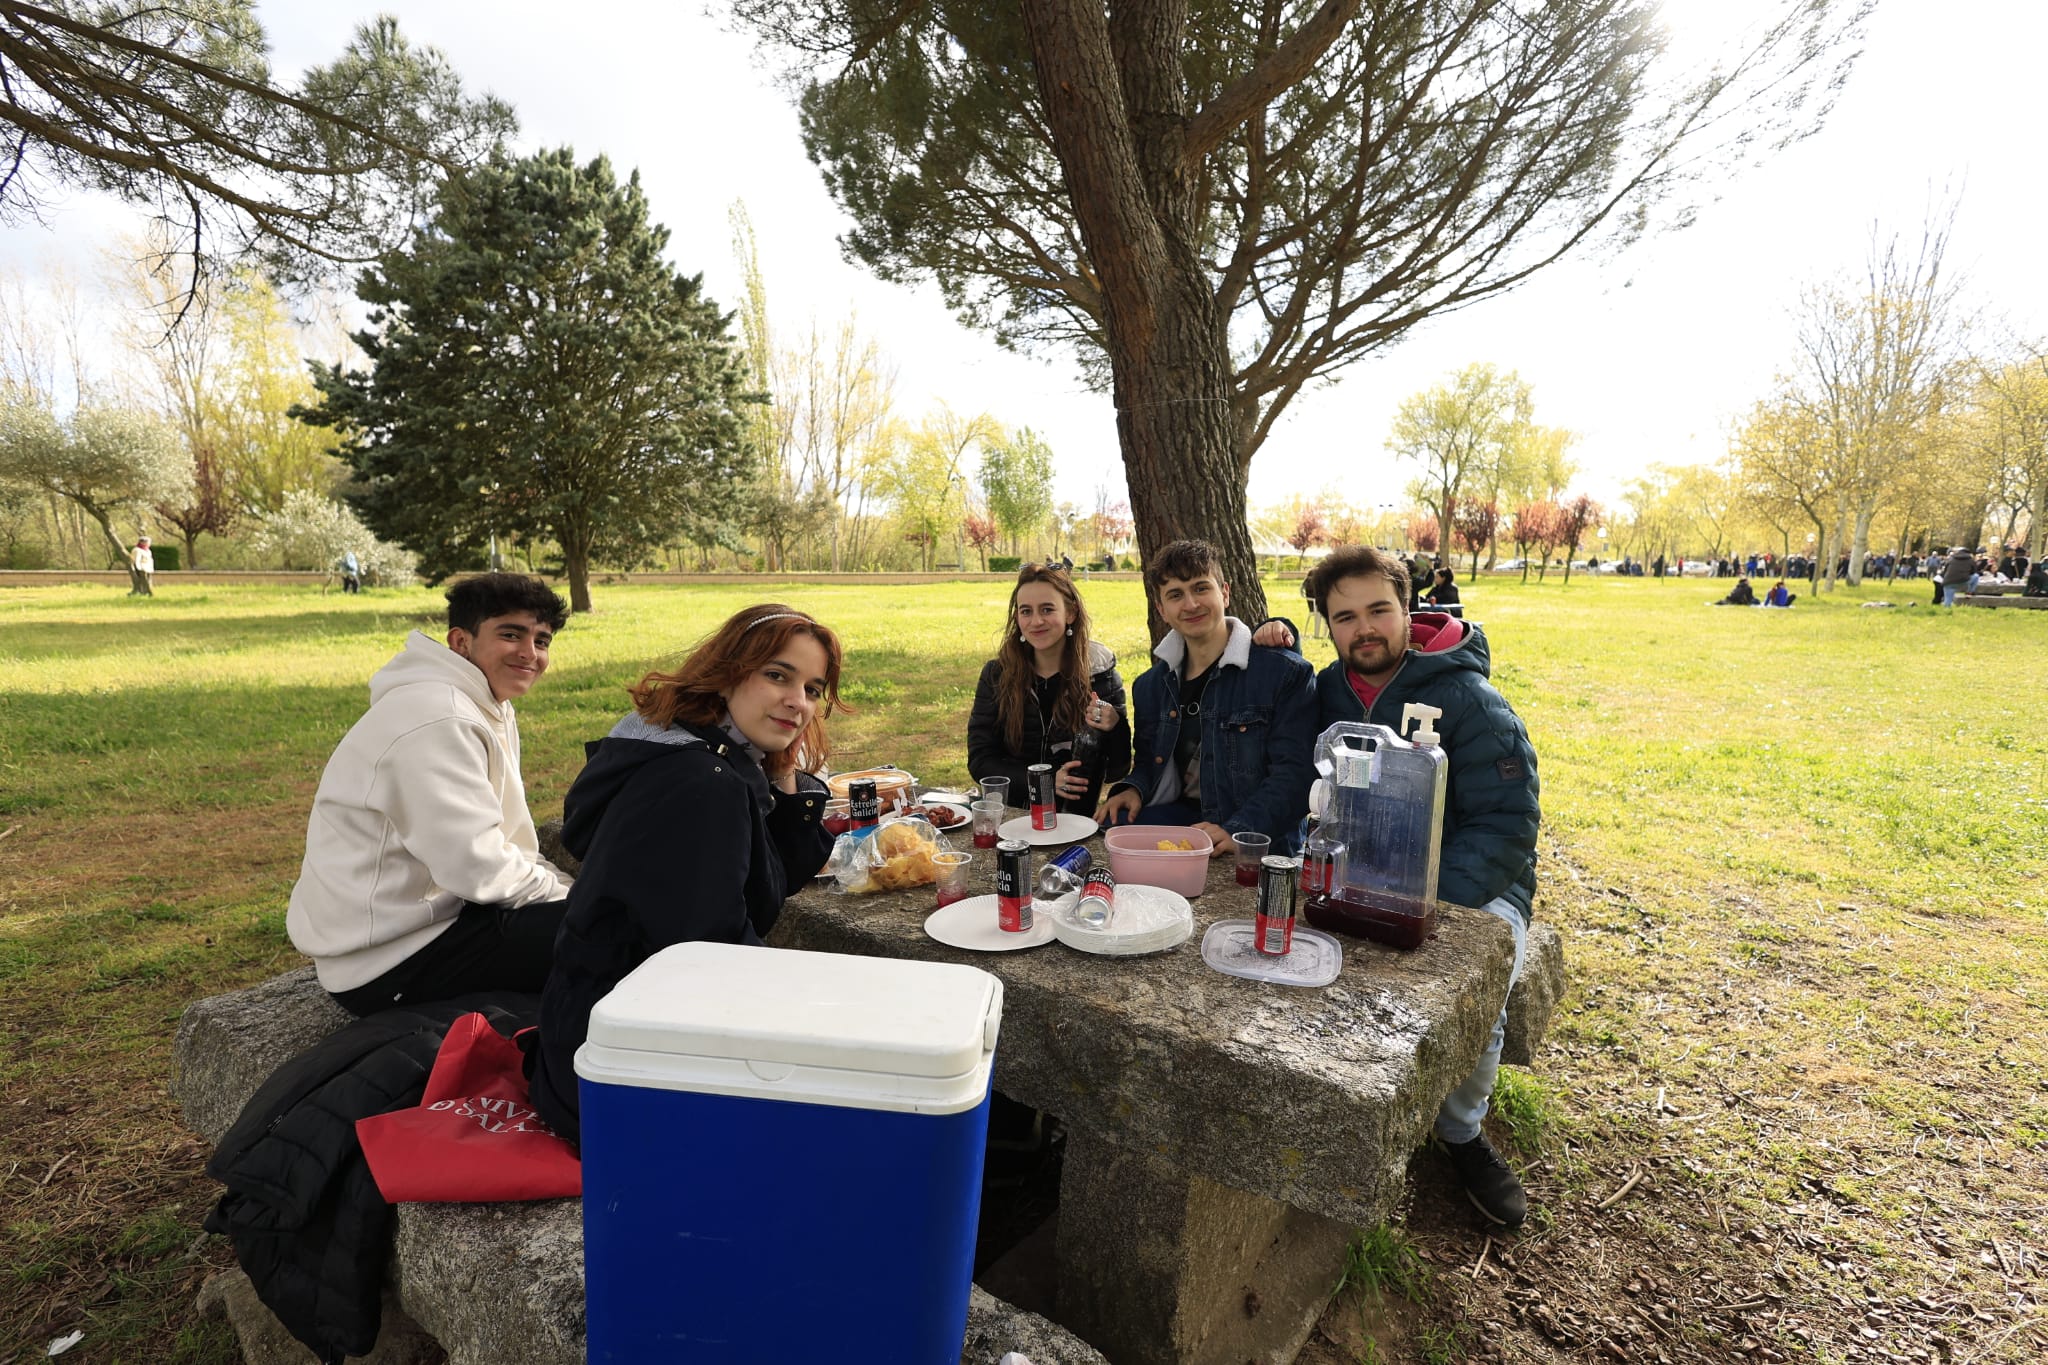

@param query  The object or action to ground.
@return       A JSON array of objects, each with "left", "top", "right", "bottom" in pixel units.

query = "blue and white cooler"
[{"left": 576, "top": 941, "right": 1003, "bottom": 1363}]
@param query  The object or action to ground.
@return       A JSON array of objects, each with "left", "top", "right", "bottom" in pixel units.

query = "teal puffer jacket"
[{"left": 1312, "top": 616, "right": 1540, "bottom": 923}]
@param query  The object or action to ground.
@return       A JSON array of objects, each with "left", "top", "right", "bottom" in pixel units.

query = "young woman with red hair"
[{"left": 527, "top": 604, "right": 845, "bottom": 1144}]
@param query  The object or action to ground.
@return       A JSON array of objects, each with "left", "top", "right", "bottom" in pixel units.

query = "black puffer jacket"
[
  {"left": 967, "top": 641, "right": 1131, "bottom": 813},
  {"left": 527, "top": 719, "right": 832, "bottom": 1146},
  {"left": 204, "top": 997, "right": 537, "bottom": 1364}
]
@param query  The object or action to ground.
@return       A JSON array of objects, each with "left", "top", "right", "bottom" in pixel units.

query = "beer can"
[
  {"left": 848, "top": 778, "right": 879, "bottom": 828},
  {"left": 1027, "top": 763, "right": 1056, "bottom": 831},
  {"left": 1255, "top": 854, "right": 1297, "bottom": 956},
  {"left": 995, "top": 839, "right": 1033, "bottom": 932},
  {"left": 1076, "top": 865, "right": 1116, "bottom": 929}
]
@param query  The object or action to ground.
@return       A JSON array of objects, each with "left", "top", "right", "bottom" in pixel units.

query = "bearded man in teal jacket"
[{"left": 1257, "top": 544, "right": 1540, "bottom": 1228}]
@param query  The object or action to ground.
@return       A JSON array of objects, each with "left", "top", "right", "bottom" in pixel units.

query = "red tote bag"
[{"left": 356, "top": 1012, "right": 581, "bottom": 1202}]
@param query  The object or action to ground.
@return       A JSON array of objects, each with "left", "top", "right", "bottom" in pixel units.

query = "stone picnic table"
[{"left": 769, "top": 826, "right": 1565, "bottom": 1365}]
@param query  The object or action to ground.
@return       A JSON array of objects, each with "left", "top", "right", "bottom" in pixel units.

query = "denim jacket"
[{"left": 1113, "top": 617, "right": 1318, "bottom": 851}]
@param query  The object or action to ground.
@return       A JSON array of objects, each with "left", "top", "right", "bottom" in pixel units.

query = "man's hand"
[
  {"left": 1195, "top": 821, "right": 1235, "bottom": 856},
  {"left": 1250, "top": 621, "right": 1296, "bottom": 649},
  {"left": 1097, "top": 786, "right": 1142, "bottom": 825}
]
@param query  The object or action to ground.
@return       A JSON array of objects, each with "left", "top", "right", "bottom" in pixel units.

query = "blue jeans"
[
  {"left": 1942, "top": 585, "right": 1960, "bottom": 607},
  {"left": 1434, "top": 896, "right": 1528, "bottom": 1144}
]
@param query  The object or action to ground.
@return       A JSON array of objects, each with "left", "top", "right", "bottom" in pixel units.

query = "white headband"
[{"left": 743, "top": 612, "right": 811, "bottom": 631}]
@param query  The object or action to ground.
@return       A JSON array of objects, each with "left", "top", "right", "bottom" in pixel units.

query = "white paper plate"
[
  {"left": 1199, "top": 919, "right": 1343, "bottom": 987},
  {"left": 997, "top": 813, "right": 1099, "bottom": 846},
  {"left": 1050, "top": 883, "right": 1194, "bottom": 956},
  {"left": 923, "top": 894, "right": 1057, "bottom": 952}
]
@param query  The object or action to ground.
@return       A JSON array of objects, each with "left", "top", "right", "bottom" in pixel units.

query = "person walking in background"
[
  {"left": 340, "top": 548, "right": 362, "bottom": 594},
  {"left": 1941, "top": 545, "right": 1975, "bottom": 607},
  {"left": 129, "top": 535, "right": 154, "bottom": 596}
]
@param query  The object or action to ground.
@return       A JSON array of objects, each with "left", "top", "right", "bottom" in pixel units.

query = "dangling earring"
[{"left": 1065, "top": 626, "right": 1074, "bottom": 637}]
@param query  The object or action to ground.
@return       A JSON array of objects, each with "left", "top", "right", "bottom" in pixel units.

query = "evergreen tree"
[{"left": 299, "top": 148, "right": 756, "bottom": 610}]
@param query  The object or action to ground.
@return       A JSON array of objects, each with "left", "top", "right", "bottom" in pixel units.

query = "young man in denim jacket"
[{"left": 1097, "top": 539, "right": 1317, "bottom": 855}]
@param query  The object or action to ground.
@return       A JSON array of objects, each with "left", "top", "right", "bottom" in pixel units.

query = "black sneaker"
[{"left": 1442, "top": 1133, "right": 1527, "bottom": 1228}]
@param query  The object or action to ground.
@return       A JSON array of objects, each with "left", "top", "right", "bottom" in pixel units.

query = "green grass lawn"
[{"left": 3, "top": 574, "right": 2045, "bottom": 1363}]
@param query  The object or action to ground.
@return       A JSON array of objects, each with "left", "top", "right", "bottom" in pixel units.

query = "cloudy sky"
[{"left": 6, "top": 1, "right": 2042, "bottom": 515}]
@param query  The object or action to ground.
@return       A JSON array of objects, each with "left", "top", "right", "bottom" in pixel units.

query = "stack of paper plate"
[{"left": 1048, "top": 883, "right": 1194, "bottom": 956}]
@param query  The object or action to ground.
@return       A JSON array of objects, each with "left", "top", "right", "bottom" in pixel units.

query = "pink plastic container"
[{"left": 1104, "top": 825, "right": 1214, "bottom": 897}]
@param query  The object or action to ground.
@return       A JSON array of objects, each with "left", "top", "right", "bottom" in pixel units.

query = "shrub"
[
  {"left": 152, "top": 543, "right": 180, "bottom": 571},
  {"left": 989, "top": 555, "right": 1022, "bottom": 572},
  {"left": 247, "top": 491, "right": 417, "bottom": 586}
]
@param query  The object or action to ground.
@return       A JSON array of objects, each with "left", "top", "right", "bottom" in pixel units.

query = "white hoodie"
[{"left": 287, "top": 631, "right": 573, "bottom": 991}]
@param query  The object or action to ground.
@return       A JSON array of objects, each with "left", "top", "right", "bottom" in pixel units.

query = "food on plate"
[
  {"left": 1156, "top": 838, "right": 1196, "bottom": 851},
  {"left": 903, "top": 803, "right": 966, "bottom": 830}
]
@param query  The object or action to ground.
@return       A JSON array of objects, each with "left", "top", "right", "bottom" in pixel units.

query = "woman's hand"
[
  {"left": 1083, "top": 691, "right": 1119, "bottom": 732},
  {"left": 1055, "top": 760, "right": 1088, "bottom": 801}
]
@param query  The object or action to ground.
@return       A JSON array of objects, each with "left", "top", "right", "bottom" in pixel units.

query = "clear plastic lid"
[{"left": 1199, "top": 919, "right": 1344, "bottom": 987}]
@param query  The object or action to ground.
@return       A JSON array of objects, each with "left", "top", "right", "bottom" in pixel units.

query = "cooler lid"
[{"left": 584, "top": 942, "right": 1001, "bottom": 1081}]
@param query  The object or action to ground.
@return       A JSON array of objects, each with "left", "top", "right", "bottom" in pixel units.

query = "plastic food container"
[
  {"left": 1104, "top": 824, "right": 1213, "bottom": 896},
  {"left": 577, "top": 941, "right": 1001, "bottom": 1362},
  {"left": 827, "top": 766, "right": 917, "bottom": 812}
]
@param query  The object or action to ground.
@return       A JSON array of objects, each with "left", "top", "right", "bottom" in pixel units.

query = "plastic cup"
[
  {"left": 970, "top": 800, "right": 1004, "bottom": 850},
  {"left": 1233, "top": 831, "right": 1271, "bottom": 888},
  {"left": 932, "top": 851, "right": 972, "bottom": 908},
  {"left": 976, "top": 776, "right": 1011, "bottom": 809},
  {"left": 822, "top": 799, "right": 851, "bottom": 836}
]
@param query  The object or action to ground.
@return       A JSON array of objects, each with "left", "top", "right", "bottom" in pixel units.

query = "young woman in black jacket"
[
  {"left": 966, "top": 563, "right": 1130, "bottom": 815},
  {"left": 527, "top": 604, "right": 843, "bottom": 1145}
]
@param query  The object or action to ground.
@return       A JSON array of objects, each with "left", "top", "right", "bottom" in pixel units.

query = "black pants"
[{"left": 329, "top": 897, "right": 568, "bottom": 1016}]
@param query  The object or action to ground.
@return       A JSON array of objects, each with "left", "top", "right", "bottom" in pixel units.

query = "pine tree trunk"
[{"left": 1020, "top": 0, "right": 1265, "bottom": 640}]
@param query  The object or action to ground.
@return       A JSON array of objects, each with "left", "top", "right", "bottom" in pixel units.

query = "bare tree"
[{"left": 1791, "top": 213, "right": 1965, "bottom": 586}]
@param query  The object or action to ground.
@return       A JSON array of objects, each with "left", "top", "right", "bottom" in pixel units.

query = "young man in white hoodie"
[{"left": 288, "top": 573, "right": 575, "bottom": 1014}]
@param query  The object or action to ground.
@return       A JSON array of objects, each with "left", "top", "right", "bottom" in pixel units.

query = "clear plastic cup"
[
  {"left": 976, "top": 776, "right": 1011, "bottom": 808},
  {"left": 1232, "top": 831, "right": 1271, "bottom": 889},
  {"left": 970, "top": 799, "right": 1004, "bottom": 850},
  {"left": 932, "top": 851, "right": 972, "bottom": 907}
]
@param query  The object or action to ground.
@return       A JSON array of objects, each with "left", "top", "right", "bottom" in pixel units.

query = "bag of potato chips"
[{"left": 825, "top": 812, "right": 952, "bottom": 894}]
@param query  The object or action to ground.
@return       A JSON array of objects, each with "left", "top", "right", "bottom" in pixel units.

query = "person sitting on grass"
[
  {"left": 1762, "top": 580, "right": 1795, "bottom": 608},
  {"left": 526, "top": 604, "right": 840, "bottom": 1146},
  {"left": 1718, "top": 577, "right": 1759, "bottom": 606},
  {"left": 967, "top": 562, "right": 1131, "bottom": 816},
  {"left": 1096, "top": 538, "right": 1317, "bottom": 856},
  {"left": 287, "top": 574, "right": 575, "bottom": 1016}
]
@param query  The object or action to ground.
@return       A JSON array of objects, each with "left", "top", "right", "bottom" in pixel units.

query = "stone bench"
[
  {"left": 174, "top": 967, "right": 1108, "bottom": 1365},
  {"left": 1960, "top": 592, "right": 2048, "bottom": 608}
]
